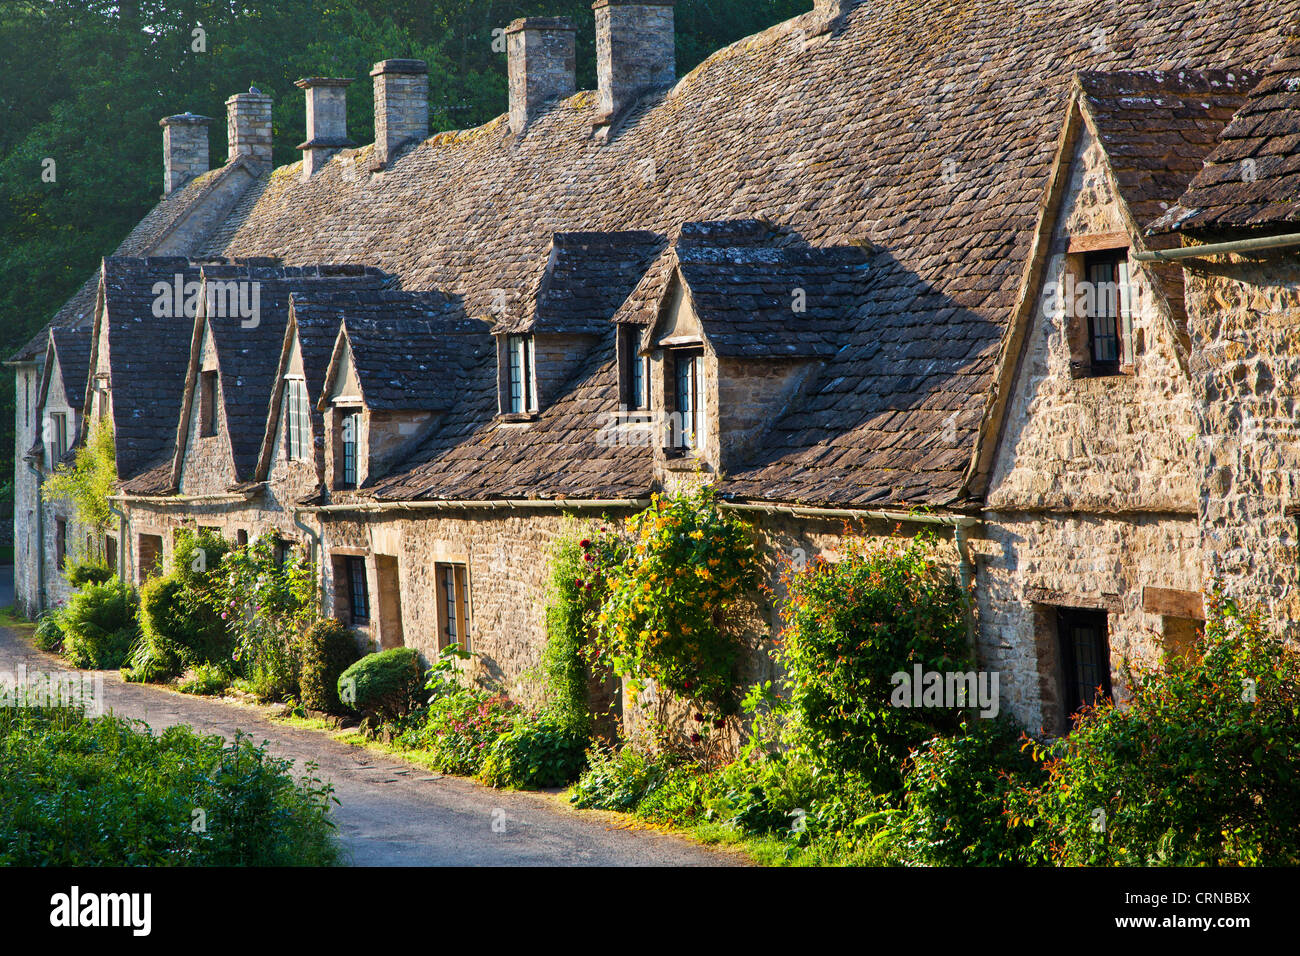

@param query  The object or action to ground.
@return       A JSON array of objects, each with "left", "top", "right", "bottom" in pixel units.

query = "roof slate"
[
  {"left": 49, "top": 326, "right": 93, "bottom": 411},
  {"left": 198, "top": 263, "right": 393, "bottom": 482},
  {"left": 502, "top": 231, "right": 666, "bottom": 336},
  {"left": 322, "top": 292, "right": 493, "bottom": 412},
  {"left": 191, "top": 0, "right": 1298, "bottom": 508},
  {"left": 28, "top": 0, "right": 1300, "bottom": 510},
  {"left": 99, "top": 257, "right": 206, "bottom": 481},
  {"left": 1152, "top": 39, "right": 1300, "bottom": 233}
]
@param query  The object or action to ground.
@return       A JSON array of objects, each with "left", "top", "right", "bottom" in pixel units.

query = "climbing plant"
[
  {"left": 587, "top": 487, "right": 762, "bottom": 716},
  {"left": 42, "top": 419, "right": 116, "bottom": 533}
]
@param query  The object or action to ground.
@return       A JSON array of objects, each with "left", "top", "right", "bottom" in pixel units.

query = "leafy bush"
[
  {"left": 400, "top": 688, "right": 519, "bottom": 775},
  {"left": 178, "top": 663, "right": 233, "bottom": 697},
  {"left": 480, "top": 710, "right": 588, "bottom": 789},
  {"left": 299, "top": 619, "right": 361, "bottom": 714},
  {"left": 65, "top": 561, "right": 114, "bottom": 588},
  {"left": 33, "top": 612, "right": 64, "bottom": 652},
  {"left": 543, "top": 534, "right": 596, "bottom": 733},
  {"left": 570, "top": 744, "right": 673, "bottom": 813},
  {"left": 589, "top": 487, "right": 762, "bottom": 715},
  {"left": 777, "top": 533, "right": 972, "bottom": 793},
  {"left": 41, "top": 419, "right": 116, "bottom": 534},
  {"left": 137, "top": 531, "right": 234, "bottom": 678},
  {"left": 1009, "top": 597, "right": 1300, "bottom": 866},
  {"left": 219, "top": 534, "right": 317, "bottom": 702},
  {"left": 59, "top": 579, "right": 140, "bottom": 669},
  {"left": 338, "top": 648, "right": 423, "bottom": 724},
  {"left": 0, "top": 706, "right": 339, "bottom": 866},
  {"left": 892, "top": 717, "right": 1044, "bottom": 866}
]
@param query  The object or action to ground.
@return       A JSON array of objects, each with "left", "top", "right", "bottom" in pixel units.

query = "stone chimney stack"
[
  {"left": 593, "top": 0, "right": 676, "bottom": 126},
  {"left": 295, "top": 77, "right": 356, "bottom": 177},
  {"left": 506, "top": 18, "right": 577, "bottom": 137},
  {"left": 159, "top": 112, "right": 212, "bottom": 196},
  {"left": 225, "top": 91, "right": 273, "bottom": 171},
  {"left": 371, "top": 59, "right": 429, "bottom": 169}
]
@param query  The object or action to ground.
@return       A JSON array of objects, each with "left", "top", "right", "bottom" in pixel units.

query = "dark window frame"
[
  {"left": 346, "top": 556, "right": 370, "bottom": 625},
  {"left": 54, "top": 517, "right": 67, "bottom": 571},
  {"left": 285, "top": 378, "right": 308, "bottom": 461},
  {"left": 1057, "top": 607, "right": 1113, "bottom": 726},
  {"left": 199, "top": 370, "right": 219, "bottom": 437},
  {"left": 437, "top": 562, "right": 469, "bottom": 652},
  {"left": 1083, "top": 249, "right": 1134, "bottom": 374},
  {"left": 341, "top": 410, "right": 362, "bottom": 487},
  {"left": 621, "top": 326, "right": 650, "bottom": 411},
  {"left": 670, "top": 348, "right": 704, "bottom": 453}
]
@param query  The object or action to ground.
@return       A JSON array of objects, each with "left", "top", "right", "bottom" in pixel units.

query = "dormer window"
[
  {"left": 341, "top": 410, "right": 361, "bottom": 487},
  {"left": 620, "top": 326, "right": 650, "bottom": 410},
  {"left": 284, "top": 377, "right": 309, "bottom": 460},
  {"left": 49, "top": 412, "right": 69, "bottom": 463},
  {"left": 507, "top": 334, "right": 536, "bottom": 414},
  {"left": 669, "top": 349, "right": 704, "bottom": 453},
  {"left": 1082, "top": 249, "right": 1134, "bottom": 375},
  {"left": 199, "top": 370, "right": 218, "bottom": 437}
]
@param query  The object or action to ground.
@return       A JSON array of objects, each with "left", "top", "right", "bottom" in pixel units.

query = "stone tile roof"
[
  {"left": 1152, "top": 38, "right": 1300, "bottom": 233},
  {"left": 501, "top": 231, "right": 666, "bottom": 336},
  {"left": 197, "top": 263, "right": 394, "bottom": 482},
  {"left": 189, "top": 1, "right": 1297, "bottom": 509},
  {"left": 671, "top": 224, "right": 873, "bottom": 358},
  {"left": 98, "top": 257, "right": 206, "bottom": 482},
  {"left": 1079, "top": 69, "right": 1263, "bottom": 229},
  {"left": 49, "top": 326, "right": 93, "bottom": 411},
  {"left": 1077, "top": 69, "right": 1262, "bottom": 339},
  {"left": 321, "top": 292, "right": 494, "bottom": 412},
  {"left": 33, "top": 1, "right": 1300, "bottom": 510},
  {"left": 9, "top": 162, "right": 256, "bottom": 364}
]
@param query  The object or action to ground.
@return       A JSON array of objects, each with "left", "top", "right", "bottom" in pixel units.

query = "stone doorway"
[
  {"left": 375, "top": 554, "right": 404, "bottom": 650},
  {"left": 1057, "top": 607, "right": 1112, "bottom": 726}
]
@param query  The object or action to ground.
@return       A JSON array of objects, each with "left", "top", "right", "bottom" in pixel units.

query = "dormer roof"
[
  {"left": 317, "top": 291, "right": 492, "bottom": 412},
  {"left": 498, "top": 231, "right": 665, "bottom": 336}
]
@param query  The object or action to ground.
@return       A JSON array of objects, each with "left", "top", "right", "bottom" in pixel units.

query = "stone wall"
[
  {"left": 974, "top": 513, "right": 1201, "bottom": 734},
  {"left": 1183, "top": 253, "right": 1300, "bottom": 632}
]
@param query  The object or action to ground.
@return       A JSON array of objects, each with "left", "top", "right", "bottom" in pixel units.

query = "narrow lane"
[{"left": 0, "top": 605, "right": 740, "bottom": 866}]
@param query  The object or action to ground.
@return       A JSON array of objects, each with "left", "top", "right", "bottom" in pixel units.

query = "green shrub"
[
  {"left": 399, "top": 688, "right": 518, "bottom": 775},
  {"left": 65, "top": 561, "right": 114, "bottom": 588},
  {"left": 59, "top": 579, "right": 140, "bottom": 670},
  {"left": 299, "top": 619, "right": 361, "bottom": 714},
  {"left": 138, "top": 531, "right": 233, "bottom": 671},
  {"left": 589, "top": 487, "right": 762, "bottom": 715},
  {"left": 33, "top": 612, "right": 64, "bottom": 652},
  {"left": 542, "top": 534, "right": 595, "bottom": 733},
  {"left": 777, "top": 533, "right": 972, "bottom": 793},
  {"left": 338, "top": 648, "right": 423, "bottom": 723},
  {"left": 0, "top": 706, "right": 339, "bottom": 866},
  {"left": 178, "top": 663, "right": 233, "bottom": 697},
  {"left": 1009, "top": 597, "right": 1300, "bottom": 866},
  {"left": 480, "top": 710, "right": 588, "bottom": 789},
  {"left": 570, "top": 745, "right": 671, "bottom": 813},
  {"left": 893, "top": 717, "right": 1044, "bottom": 866}
]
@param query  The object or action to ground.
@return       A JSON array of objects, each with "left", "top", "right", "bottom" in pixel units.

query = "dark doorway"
[{"left": 1057, "top": 608, "right": 1113, "bottom": 725}]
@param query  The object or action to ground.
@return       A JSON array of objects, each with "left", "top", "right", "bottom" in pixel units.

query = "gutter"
[
  {"left": 26, "top": 459, "right": 47, "bottom": 614},
  {"left": 108, "top": 489, "right": 260, "bottom": 506},
  {"left": 305, "top": 497, "right": 653, "bottom": 516},
  {"left": 1135, "top": 231, "right": 1300, "bottom": 262},
  {"left": 293, "top": 507, "right": 328, "bottom": 616},
  {"left": 106, "top": 500, "right": 129, "bottom": 583},
  {"left": 304, "top": 495, "right": 983, "bottom": 529}
]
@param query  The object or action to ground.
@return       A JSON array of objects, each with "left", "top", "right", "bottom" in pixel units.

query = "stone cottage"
[{"left": 10, "top": 0, "right": 1300, "bottom": 734}]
